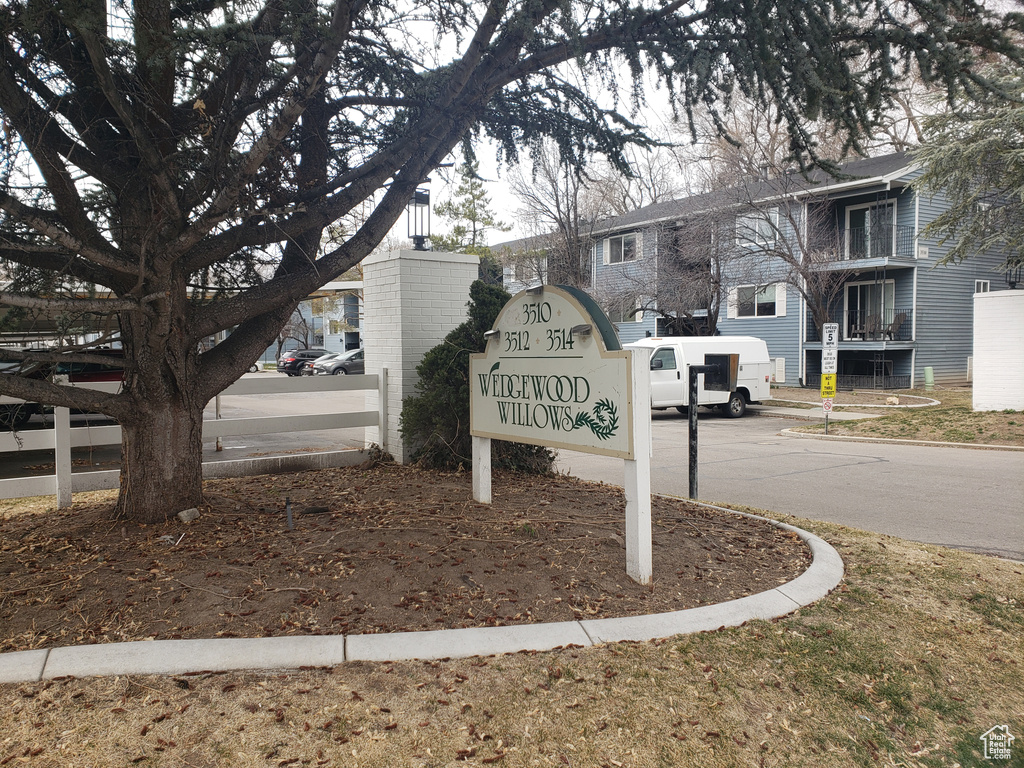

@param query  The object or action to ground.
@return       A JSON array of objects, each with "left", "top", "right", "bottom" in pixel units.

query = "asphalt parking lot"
[{"left": 557, "top": 409, "right": 1024, "bottom": 561}]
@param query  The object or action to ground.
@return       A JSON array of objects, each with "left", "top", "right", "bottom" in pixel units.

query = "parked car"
[
  {"left": 276, "top": 348, "right": 329, "bottom": 376},
  {"left": 0, "top": 348, "right": 125, "bottom": 428},
  {"left": 307, "top": 352, "right": 343, "bottom": 375},
  {"left": 318, "top": 348, "right": 364, "bottom": 375}
]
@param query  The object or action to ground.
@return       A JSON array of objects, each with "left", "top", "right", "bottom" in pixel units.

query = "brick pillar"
[{"left": 362, "top": 249, "right": 478, "bottom": 462}]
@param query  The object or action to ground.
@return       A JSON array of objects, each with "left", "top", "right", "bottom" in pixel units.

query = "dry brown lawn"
[{"left": 774, "top": 387, "right": 1024, "bottom": 447}]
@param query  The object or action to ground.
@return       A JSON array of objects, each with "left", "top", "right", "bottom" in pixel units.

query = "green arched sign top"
[{"left": 553, "top": 284, "right": 622, "bottom": 351}]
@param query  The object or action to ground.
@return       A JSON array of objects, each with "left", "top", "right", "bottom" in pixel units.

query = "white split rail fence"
[{"left": 0, "top": 370, "right": 388, "bottom": 508}]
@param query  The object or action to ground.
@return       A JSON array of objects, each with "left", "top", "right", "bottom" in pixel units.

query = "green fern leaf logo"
[{"left": 571, "top": 398, "right": 618, "bottom": 440}]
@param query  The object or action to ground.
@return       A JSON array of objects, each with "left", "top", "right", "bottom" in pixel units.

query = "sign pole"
[
  {"left": 624, "top": 347, "right": 652, "bottom": 585},
  {"left": 820, "top": 322, "right": 840, "bottom": 436},
  {"left": 686, "top": 363, "right": 720, "bottom": 500},
  {"left": 472, "top": 435, "right": 491, "bottom": 504},
  {"left": 688, "top": 365, "right": 699, "bottom": 499}
]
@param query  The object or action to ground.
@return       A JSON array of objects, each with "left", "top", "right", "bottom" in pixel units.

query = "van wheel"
[
  {"left": 675, "top": 406, "right": 688, "bottom": 415},
  {"left": 721, "top": 392, "right": 746, "bottom": 418}
]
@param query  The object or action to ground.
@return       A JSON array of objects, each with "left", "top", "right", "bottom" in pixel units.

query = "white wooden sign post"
[{"left": 470, "top": 285, "right": 653, "bottom": 584}]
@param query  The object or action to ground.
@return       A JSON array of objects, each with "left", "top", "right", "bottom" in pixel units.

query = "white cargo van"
[{"left": 626, "top": 336, "right": 771, "bottom": 418}]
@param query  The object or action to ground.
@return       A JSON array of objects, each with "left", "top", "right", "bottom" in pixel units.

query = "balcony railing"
[
  {"left": 843, "top": 225, "right": 916, "bottom": 260},
  {"left": 806, "top": 372, "right": 912, "bottom": 391},
  {"left": 807, "top": 307, "right": 912, "bottom": 342}
]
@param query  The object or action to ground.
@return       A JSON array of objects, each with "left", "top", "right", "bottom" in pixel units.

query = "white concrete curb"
[
  {"left": 0, "top": 510, "right": 843, "bottom": 683},
  {"left": 780, "top": 428, "right": 1024, "bottom": 451}
]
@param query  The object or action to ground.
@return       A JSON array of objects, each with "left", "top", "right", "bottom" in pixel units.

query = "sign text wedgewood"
[{"left": 470, "top": 286, "right": 634, "bottom": 459}]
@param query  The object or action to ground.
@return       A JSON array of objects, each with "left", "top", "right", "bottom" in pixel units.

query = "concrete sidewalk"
[
  {"left": 748, "top": 404, "right": 881, "bottom": 421},
  {"left": 0, "top": 508, "right": 844, "bottom": 683}
]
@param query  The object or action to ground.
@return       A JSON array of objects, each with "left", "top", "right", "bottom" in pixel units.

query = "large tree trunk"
[
  {"left": 113, "top": 287, "right": 208, "bottom": 524},
  {"left": 116, "top": 396, "right": 206, "bottom": 523}
]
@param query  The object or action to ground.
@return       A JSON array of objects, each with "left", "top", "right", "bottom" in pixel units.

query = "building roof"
[
  {"left": 493, "top": 152, "right": 915, "bottom": 252},
  {"left": 591, "top": 151, "right": 914, "bottom": 235}
]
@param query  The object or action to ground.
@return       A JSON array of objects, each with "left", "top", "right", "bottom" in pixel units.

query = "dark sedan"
[{"left": 276, "top": 348, "right": 329, "bottom": 376}]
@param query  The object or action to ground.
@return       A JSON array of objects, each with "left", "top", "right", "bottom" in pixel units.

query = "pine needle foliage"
[{"left": 913, "top": 66, "right": 1024, "bottom": 271}]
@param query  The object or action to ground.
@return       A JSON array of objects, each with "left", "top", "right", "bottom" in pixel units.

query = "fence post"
[
  {"left": 379, "top": 367, "right": 388, "bottom": 454},
  {"left": 215, "top": 394, "right": 223, "bottom": 451},
  {"left": 54, "top": 406, "right": 72, "bottom": 508}
]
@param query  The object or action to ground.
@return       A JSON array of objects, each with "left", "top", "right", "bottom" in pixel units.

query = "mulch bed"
[{"left": 0, "top": 464, "right": 810, "bottom": 652}]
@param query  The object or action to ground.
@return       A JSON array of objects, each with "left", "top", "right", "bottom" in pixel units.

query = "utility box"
[{"left": 703, "top": 353, "right": 738, "bottom": 392}]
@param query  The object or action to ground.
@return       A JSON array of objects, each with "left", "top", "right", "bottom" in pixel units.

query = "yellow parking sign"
[{"left": 820, "top": 374, "right": 837, "bottom": 398}]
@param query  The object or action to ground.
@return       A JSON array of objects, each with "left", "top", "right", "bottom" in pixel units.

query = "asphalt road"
[{"left": 557, "top": 410, "right": 1024, "bottom": 561}]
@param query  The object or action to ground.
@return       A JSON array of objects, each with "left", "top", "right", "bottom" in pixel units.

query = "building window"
[
  {"left": 735, "top": 209, "right": 778, "bottom": 248},
  {"left": 727, "top": 283, "right": 786, "bottom": 319},
  {"left": 604, "top": 233, "right": 639, "bottom": 264},
  {"left": 845, "top": 201, "right": 895, "bottom": 259},
  {"left": 844, "top": 279, "right": 894, "bottom": 339},
  {"left": 975, "top": 279, "right": 990, "bottom": 294},
  {"left": 737, "top": 285, "right": 777, "bottom": 317}
]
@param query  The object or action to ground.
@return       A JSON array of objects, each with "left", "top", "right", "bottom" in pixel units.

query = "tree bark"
[
  {"left": 115, "top": 393, "right": 206, "bottom": 524},
  {"left": 111, "top": 283, "right": 209, "bottom": 523}
]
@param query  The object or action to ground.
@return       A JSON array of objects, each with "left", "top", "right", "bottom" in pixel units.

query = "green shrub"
[{"left": 399, "top": 281, "right": 554, "bottom": 473}]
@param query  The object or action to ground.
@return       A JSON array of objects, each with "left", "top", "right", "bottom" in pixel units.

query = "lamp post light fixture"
[
  {"left": 1006, "top": 264, "right": 1022, "bottom": 289},
  {"left": 408, "top": 188, "right": 430, "bottom": 251}
]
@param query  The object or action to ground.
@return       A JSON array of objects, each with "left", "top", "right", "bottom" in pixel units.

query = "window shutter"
[
  {"left": 773, "top": 357, "right": 786, "bottom": 383},
  {"left": 602, "top": 239, "right": 610, "bottom": 265},
  {"left": 775, "top": 283, "right": 787, "bottom": 316},
  {"left": 727, "top": 287, "right": 738, "bottom": 319}
]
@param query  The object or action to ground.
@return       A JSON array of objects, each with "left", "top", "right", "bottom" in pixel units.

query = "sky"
[{"left": 427, "top": 69, "right": 687, "bottom": 246}]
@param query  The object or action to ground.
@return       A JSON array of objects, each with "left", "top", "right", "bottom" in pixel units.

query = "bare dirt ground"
[{"left": 0, "top": 464, "right": 810, "bottom": 653}]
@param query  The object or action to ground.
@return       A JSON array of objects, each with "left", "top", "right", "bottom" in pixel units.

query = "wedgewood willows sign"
[
  {"left": 469, "top": 285, "right": 654, "bottom": 584},
  {"left": 470, "top": 286, "right": 633, "bottom": 457}
]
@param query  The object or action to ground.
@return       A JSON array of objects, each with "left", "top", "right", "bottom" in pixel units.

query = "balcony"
[
  {"left": 843, "top": 225, "right": 916, "bottom": 261},
  {"left": 807, "top": 307, "right": 912, "bottom": 343}
]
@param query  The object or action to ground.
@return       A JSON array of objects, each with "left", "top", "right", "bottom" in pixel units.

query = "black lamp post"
[
  {"left": 1006, "top": 264, "right": 1022, "bottom": 289},
  {"left": 408, "top": 188, "right": 430, "bottom": 251}
]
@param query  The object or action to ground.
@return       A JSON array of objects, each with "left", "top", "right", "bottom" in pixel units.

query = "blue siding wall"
[
  {"left": 557, "top": 166, "right": 1016, "bottom": 389},
  {"left": 592, "top": 226, "right": 657, "bottom": 296},
  {"left": 593, "top": 226, "right": 662, "bottom": 334},
  {"left": 615, "top": 316, "right": 659, "bottom": 345},
  {"left": 718, "top": 283, "right": 801, "bottom": 370},
  {"left": 914, "top": 187, "right": 1011, "bottom": 385}
]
